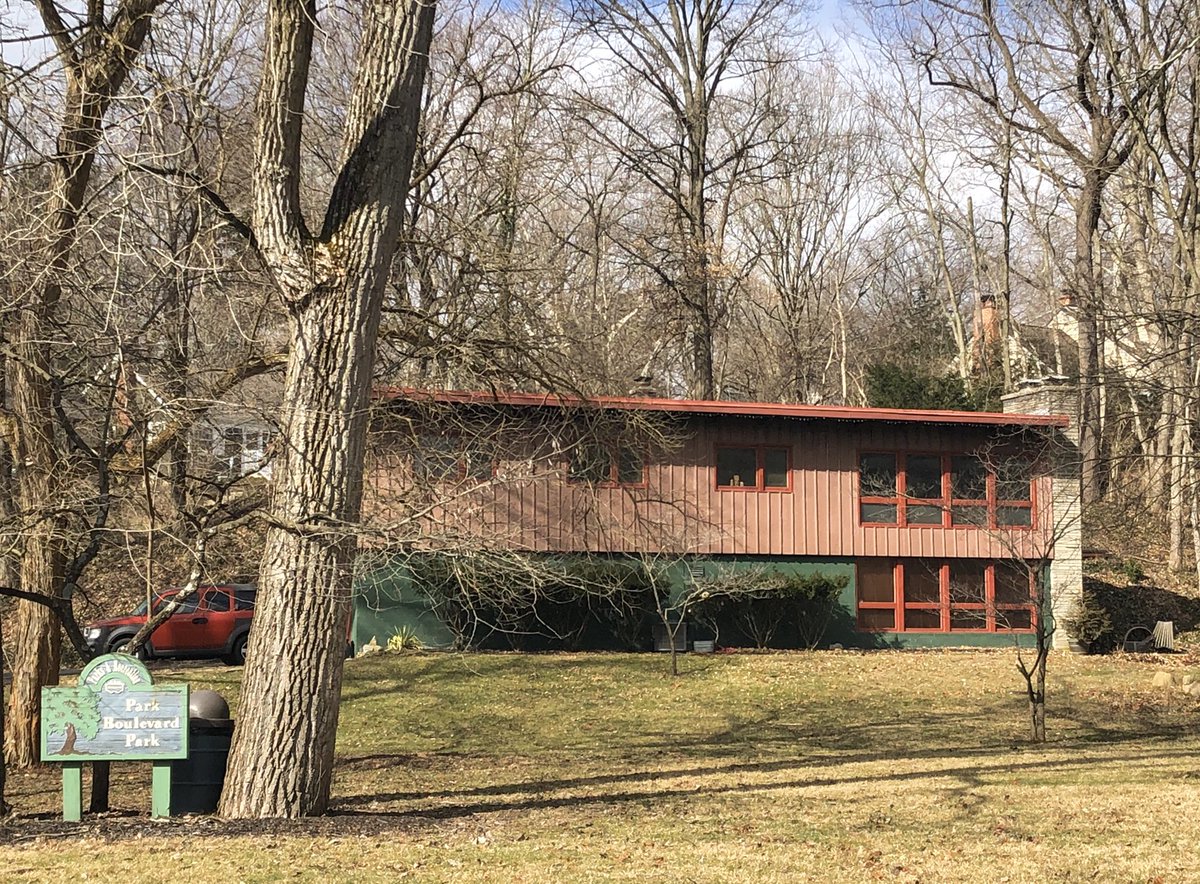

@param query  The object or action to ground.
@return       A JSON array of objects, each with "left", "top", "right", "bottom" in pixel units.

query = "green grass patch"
[{"left": 3, "top": 650, "right": 1200, "bottom": 882}]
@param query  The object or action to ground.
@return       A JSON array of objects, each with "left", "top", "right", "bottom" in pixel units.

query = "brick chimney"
[{"left": 979, "top": 293, "right": 999, "bottom": 348}]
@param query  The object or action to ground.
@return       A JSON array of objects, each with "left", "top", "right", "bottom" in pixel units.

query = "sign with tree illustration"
[{"left": 41, "top": 654, "right": 189, "bottom": 762}]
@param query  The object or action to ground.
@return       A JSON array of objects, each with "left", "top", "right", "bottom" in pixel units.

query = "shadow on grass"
[
  {"left": 333, "top": 690, "right": 1200, "bottom": 810},
  {"left": 330, "top": 738, "right": 1200, "bottom": 821}
]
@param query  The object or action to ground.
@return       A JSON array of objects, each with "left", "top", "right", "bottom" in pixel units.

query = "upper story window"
[
  {"left": 414, "top": 435, "right": 462, "bottom": 482},
  {"left": 859, "top": 451, "right": 1033, "bottom": 529},
  {"left": 568, "top": 443, "right": 644, "bottom": 486},
  {"left": 214, "top": 425, "right": 275, "bottom": 480},
  {"left": 716, "top": 446, "right": 791, "bottom": 491},
  {"left": 414, "top": 434, "right": 494, "bottom": 483}
]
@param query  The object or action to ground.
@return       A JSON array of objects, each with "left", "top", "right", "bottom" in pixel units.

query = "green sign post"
[{"left": 41, "top": 654, "right": 189, "bottom": 821}]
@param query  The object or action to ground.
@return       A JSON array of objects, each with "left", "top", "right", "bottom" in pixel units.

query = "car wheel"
[
  {"left": 228, "top": 634, "right": 249, "bottom": 666},
  {"left": 107, "top": 636, "right": 148, "bottom": 660}
]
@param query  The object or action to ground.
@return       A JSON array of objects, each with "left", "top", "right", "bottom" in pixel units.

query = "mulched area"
[
  {"left": 0, "top": 762, "right": 458, "bottom": 844},
  {"left": 0, "top": 809, "right": 457, "bottom": 844}
]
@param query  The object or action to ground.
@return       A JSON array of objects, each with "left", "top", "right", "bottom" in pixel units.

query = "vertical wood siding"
[{"left": 364, "top": 415, "right": 1056, "bottom": 560}]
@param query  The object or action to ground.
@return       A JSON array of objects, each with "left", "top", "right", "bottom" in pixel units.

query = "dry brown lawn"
[{"left": 2, "top": 649, "right": 1199, "bottom": 882}]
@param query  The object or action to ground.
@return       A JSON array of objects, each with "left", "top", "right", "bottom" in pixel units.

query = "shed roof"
[{"left": 377, "top": 388, "right": 1069, "bottom": 429}]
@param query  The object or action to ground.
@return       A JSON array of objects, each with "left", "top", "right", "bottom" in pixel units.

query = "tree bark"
[
  {"left": 1169, "top": 408, "right": 1187, "bottom": 571},
  {"left": 1075, "top": 171, "right": 1104, "bottom": 505},
  {"left": 219, "top": 0, "right": 435, "bottom": 818},
  {"left": 0, "top": 615, "right": 5, "bottom": 815},
  {"left": 0, "top": 357, "right": 14, "bottom": 810}
]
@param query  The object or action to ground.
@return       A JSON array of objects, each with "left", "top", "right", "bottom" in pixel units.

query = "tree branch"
[
  {"left": 109, "top": 350, "right": 287, "bottom": 473},
  {"left": 127, "top": 162, "right": 258, "bottom": 247},
  {"left": 31, "top": 0, "right": 79, "bottom": 68}
]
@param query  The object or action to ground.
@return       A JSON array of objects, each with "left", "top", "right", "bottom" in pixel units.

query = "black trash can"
[{"left": 170, "top": 690, "right": 233, "bottom": 815}]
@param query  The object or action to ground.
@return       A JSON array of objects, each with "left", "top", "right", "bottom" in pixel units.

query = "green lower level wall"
[
  {"left": 351, "top": 553, "right": 1038, "bottom": 651},
  {"left": 352, "top": 557, "right": 457, "bottom": 651}
]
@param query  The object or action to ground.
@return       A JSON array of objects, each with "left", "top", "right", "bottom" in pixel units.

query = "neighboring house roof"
[
  {"left": 376, "top": 388, "right": 1069, "bottom": 429},
  {"left": 1013, "top": 322, "right": 1081, "bottom": 378}
]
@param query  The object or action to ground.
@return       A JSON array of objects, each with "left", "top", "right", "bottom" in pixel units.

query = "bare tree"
[
  {"left": 876, "top": 0, "right": 1183, "bottom": 502},
  {"left": 734, "top": 59, "right": 884, "bottom": 404},
  {"left": 2, "top": 0, "right": 166, "bottom": 767},
  {"left": 217, "top": 0, "right": 436, "bottom": 818},
  {"left": 572, "top": 0, "right": 795, "bottom": 398}
]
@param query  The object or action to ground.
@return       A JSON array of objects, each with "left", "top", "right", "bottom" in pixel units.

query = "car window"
[
  {"left": 234, "top": 588, "right": 257, "bottom": 611},
  {"left": 151, "top": 595, "right": 175, "bottom": 615},
  {"left": 172, "top": 596, "right": 200, "bottom": 616},
  {"left": 204, "top": 590, "right": 231, "bottom": 612}
]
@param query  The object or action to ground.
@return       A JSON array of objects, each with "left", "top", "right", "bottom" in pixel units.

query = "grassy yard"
[{"left": 2, "top": 649, "right": 1199, "bottom": 882}]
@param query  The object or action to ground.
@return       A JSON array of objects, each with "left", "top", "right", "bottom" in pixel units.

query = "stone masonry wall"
[{"left": 1002, "top": 380, "right": 1083, "bottom": 649}]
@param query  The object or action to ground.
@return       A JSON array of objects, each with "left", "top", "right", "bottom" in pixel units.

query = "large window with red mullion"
[
  {"left": 715, "top": 445, "right": 791, "bottom": 491},
  {"left": 568, "top": 442, "right": 645, "bottom": 487},
  {"left": 855, "top": 558, "right": 1036, "bottom": 632},
  {"left": 858, "top": 452, "right": 1033, "bottom": 529}
]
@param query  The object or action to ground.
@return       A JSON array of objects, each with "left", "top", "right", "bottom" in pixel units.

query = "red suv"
[{"left": 84, "top": 584, "right": 257, "bottom": 665}]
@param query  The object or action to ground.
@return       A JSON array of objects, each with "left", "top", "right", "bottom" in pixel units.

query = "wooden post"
[
  {"left": 62, "top": 763, "right": 83, "bottom": 822},
  {"left": 151, "top": 762, "right": 171, "bottom": 818}
]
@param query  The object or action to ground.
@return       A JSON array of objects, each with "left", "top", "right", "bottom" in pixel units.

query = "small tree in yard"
[
  {"left": 647, "top": 561, "right": 850, "bottom": 674},
  {"left": 974, "top": 428, "right": 1083, "bottom": 743},
  {"left": 1017, "top": 563, "right": 1054, "bottom": 742},
  {"left": 952, "top": 554, "right": 1059, "bottom": 743},
  {"left": 645, "top": 558, "right": 694, "bottom": 677},
  {"left": 955, "top": 552, "right": 1059, "bottom": 744}
]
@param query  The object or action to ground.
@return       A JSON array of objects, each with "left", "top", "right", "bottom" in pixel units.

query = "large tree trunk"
[
  {"left": 219, "top": 0, "right": 435, "bottom": 818},
  {"left": 0, "top": 357, "right": 15, "bottom": 808},
  {"left": 218, "top": 286, "right": 382, "bottom": 816},
  {"left": 7, "top": 302, "right": 67, "bottom": 766},
  {"left": 6, "top": 246, "right": 70, "bottom": 769},
  {"left": 684, "top": 141, "right": 715, "bottom": 400},
  {"left": 687, "top": 300, "right": 716, "bottom": 400},
  {"left": 0, "top": 611, "right": 6, "bottom": 815}
]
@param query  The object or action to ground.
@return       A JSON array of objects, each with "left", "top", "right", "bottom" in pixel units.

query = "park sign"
[
  {"left": 42, "top": 654, "right": 189, "bottom": 761},
  {"left": 41, "top": 654, "right": 189, "bottom": 820}
]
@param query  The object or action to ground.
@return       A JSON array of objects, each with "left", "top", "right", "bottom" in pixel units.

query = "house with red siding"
[{"left": 357, "top": 379, "right": 1081, "bottom": 650}]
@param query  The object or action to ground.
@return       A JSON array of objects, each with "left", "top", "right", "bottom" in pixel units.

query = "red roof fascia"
[{"left": 375, "top": 387, "right": 1070, "bottom": 429}]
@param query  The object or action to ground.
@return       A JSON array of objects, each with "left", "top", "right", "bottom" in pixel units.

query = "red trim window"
[
  {"left": 859, "top": 452, "right": 1034, "bottom": 529},
  {"left": 859, "top": 453, "right": 899, "bottom": 522},
  {"left": 414, "top": 434, "right": 466, "bottom": 482},
  {"left": 949, "top": 454, "right": 988, "bottom": 526},
  {"left": 414, "top": 434, "right": 494, "bottom": 483},
  {"left": 994, "top": 457, "right": 1034, "bottom": 527},
  {"left": 855, "top": 559, "right": 897, "bottom": 630},
  {"left": 855, "top": 558, "right": 1036, "bottom": 632},
  {"left": 716, "top": 446, "right": 791, "bottom": 491},
  {"left": 569, "top": 443, "right": 645, "bottom": 487}
]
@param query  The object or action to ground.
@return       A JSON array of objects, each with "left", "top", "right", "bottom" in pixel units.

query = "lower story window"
[{"left": 855, "top": 558, "right": 1036, "bottom": 632}]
